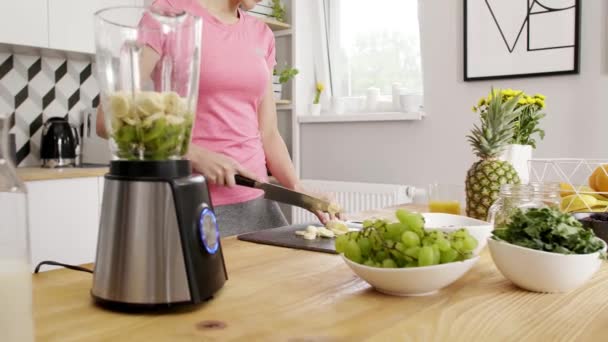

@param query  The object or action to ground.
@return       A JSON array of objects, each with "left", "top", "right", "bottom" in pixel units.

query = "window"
[{"left": 324, "top": 0, "right": 423, "bottom": 111}]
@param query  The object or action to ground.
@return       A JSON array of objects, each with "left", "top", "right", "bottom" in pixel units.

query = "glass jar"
[
  {"left": 487, "top": 183, "right": 560, "bottom": 227},
  {"left": 0, "top": 114, "right": 34, "bottom": 342}
]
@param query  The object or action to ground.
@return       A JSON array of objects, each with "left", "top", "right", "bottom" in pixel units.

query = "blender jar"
[
  {"left": 0, "top": 115, "right": 34, "bottom": 342},
  {"left": 94, "top": 6, "right": 202, "bottom": 160}
]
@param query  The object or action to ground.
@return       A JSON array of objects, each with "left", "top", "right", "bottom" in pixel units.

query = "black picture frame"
[{"left": 464, "top": 0, "right": 581, "bottom": 82}]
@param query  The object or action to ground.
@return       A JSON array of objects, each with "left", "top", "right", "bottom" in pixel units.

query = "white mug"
[
  {"left": 399, "top": 92, "right": 422, "bottom": 112},
  {"left": 332, "top": 97, "right": 346, "bottom": 115}
]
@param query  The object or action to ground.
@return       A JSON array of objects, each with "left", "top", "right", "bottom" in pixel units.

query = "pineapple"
[{"left": 466, "top": 89, "right": 524, "bottom": 220}]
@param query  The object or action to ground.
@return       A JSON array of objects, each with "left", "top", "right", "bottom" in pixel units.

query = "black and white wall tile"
[{"left": 0, "top": 52, "right": 99, "bottom": 166}]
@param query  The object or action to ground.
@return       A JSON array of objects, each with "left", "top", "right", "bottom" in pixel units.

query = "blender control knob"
[{"left": 198, "top": 207, "right": 219, "bottom": 254}]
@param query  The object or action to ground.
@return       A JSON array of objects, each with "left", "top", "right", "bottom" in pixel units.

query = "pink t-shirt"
[{"left": 141, "top": 0, "right": 276, "bottom": 206}]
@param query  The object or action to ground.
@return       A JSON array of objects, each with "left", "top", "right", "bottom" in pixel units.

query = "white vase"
[
  {"left": 310, "top": 103, "right": 322, "bottom": 116},
  {"left": 500, "top": 144, "right": 533, "bottom": 184}
]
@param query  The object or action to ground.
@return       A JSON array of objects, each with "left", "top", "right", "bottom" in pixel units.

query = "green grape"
[
  {"left": 436, "top": 238, "right": 451, "bottom": 252},
  {"left": 382, "top": 258, "right": 398, "bottom": 268},
  {"left": 405, "top": 246, "right": 421, "bottom": 259},
  {"left": 406, "top": 261, "right": 418, "bottom": 268},
  {"left": 345, "top": 240, "right": 362, "bottom": 263},
  {"left": 452, "top": 240, "right": 464, "bottom": 251},
  {"left": 440, "top": 248, "right": 459, "bottom": 263},
  {"left": 375, "top": 251, "right": 388, "bottom": 261},
  {"left": 432, "top": 244, "right": 441, "bottom": 265},
  {"left": 373, "top": 219, "right": 386, "bottom": 229},
  {"left": 358, "top": 237, "right": 372, "bottom": 257},
  {"left": 462, "top": 236, "right": 478, "bottom": 252},
  {"left": 335, "top": 235, "right": 349, "bottom": 254},
  {"left": 363, "top": 259, "right": 375, "bottom": 267},
  {"left": 387, "top": 222, "right": 407, "bottom": 242},
  {"left": 395, "top": 242, "right": 406, "bottom": 252},
  {"left": 396, "top": 209, "right": 425, "bottom": 231},
  {"left": 362, "top": 219, "right": 374, "bottom": 228},
  {"left": 401, "top": 231, "right": 420, "bottom": 248},
  {"left": 418, "top": 246, "right": 435, "bottom": 267}
]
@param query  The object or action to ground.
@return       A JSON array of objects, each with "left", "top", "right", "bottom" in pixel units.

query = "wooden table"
[{"left": 33, "top": 206, "right": 608, "bottom": 341}]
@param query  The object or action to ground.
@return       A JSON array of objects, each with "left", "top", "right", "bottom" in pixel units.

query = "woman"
[{"left": 98, "top": 0, "right": 334, "bottom": 236}]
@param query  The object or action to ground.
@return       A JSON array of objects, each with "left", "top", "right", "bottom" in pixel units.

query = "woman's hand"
[
  {"left": 188, "top": 145, "right": 259, "bottom": 187},
  {"left": 294, "top": 183, "right": 343, "bottom": 225}
]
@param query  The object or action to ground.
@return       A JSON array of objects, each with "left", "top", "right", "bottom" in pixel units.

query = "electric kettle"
[{"left": 40, "top": 117, "right": 79, "bottom": 168}]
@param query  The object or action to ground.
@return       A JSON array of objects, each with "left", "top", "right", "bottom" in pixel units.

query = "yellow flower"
[
  {"left": 534, "top": 94, "right": 546, "bottom": 100},
  {"left": 316, "top": 82, "right": 325, "bottom": 92},
  {"left": 518, "top": 98, "right": 527, "bottom": 105},
  {"left": 535, "top": 99, "right": 545, "bottom": 108},
  {"left": 503, "top": 89, "right": 515, "bottom": 96},
  {"left": 477, "top": 98, "right": 486, "bottom": 107},
  {"left": 472, "top": 106, "right": 477, "bottom": 112}
]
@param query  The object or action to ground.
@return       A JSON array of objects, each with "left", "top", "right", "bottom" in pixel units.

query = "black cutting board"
[{"left": 237, "top": 223, "right": 360, "bottom": 254}]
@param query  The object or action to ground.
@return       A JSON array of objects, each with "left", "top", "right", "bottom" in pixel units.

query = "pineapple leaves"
[{"left": 467, "top": 88, "right": 523, "bottom": 159}]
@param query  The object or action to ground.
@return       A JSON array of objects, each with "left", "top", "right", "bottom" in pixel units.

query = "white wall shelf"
[
  {"left": 261, "top": 17, "right": 291, "bottom": 31},
  {"left": 274, "top": 29, "right": 293, "bottom": 38},
  {"left": 298, "top": 112, "right": 424, "bottom": 124}
]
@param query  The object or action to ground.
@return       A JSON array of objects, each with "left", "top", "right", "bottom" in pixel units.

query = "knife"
[{"left": 235, "top": 175, "right": 334, "bottom": 213}]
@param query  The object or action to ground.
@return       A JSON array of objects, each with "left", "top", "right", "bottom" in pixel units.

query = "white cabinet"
[
  {"left": 0, "top": 0, "right": 49, "bottom": 48},
  {"left": 27, "top": 178, "right": 100, "bottom": 270},
  {"left": 48, "top": 0, "right": 139, "bottom": 54}
]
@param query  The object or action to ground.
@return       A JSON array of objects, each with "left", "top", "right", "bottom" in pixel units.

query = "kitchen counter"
[
  {"left": 17, "top": 166, "right": 108, "bottom": 182},
  {"left": 32, "top": 205, "right": 608, "bottom": 341}
]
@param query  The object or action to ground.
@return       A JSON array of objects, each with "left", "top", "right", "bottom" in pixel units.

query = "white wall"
[{"left": 299, "top": 0, "right": 608, "bottom": 189}]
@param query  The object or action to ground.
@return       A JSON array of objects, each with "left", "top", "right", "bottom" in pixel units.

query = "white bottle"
[
  {"left": 366, "top": 87, "right": 380, "bottom": 112},
  {"left": 0, "top": 114, "right": 34, "bottom": 342}
]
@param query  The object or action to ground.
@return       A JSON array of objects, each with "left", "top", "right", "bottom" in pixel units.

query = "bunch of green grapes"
[{"left": 335, "top": 209, "right": 478, "bottom": 268}]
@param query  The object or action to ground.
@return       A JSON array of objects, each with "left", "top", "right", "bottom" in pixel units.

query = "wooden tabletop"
[
  {"left": 17, "top": 166, "right": 108, "bottom": 182},
  {"left": 32, "top": 206, "right": 608, "bottom": 341}
]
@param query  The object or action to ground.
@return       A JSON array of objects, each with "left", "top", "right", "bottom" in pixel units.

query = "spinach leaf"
[{"left": 492, "top": 208, "right": 605, "bottom": 255}]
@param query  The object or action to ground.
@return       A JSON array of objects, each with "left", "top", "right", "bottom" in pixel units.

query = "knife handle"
[{"left": 235, "top": 174, "right": 258, "bottom": 188}]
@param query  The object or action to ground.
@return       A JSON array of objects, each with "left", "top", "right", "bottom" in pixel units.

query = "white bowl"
[
  {"left": 488, "top": 238, "right": 606, "bottom": 293},
  {"left": 342, "top": 255, "right": 480, "bottom": 296},
  {"left": 422, "top": 213, "right": 493, "bottom": 255}
]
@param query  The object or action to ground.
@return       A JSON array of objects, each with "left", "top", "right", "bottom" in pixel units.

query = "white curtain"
[{"left": 309, "top": 0, "right": 333, "bottom": 105}]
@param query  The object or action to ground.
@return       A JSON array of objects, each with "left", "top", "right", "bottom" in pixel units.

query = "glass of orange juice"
[{"left": 428, "top": 183, "right": 465, "bottom": 215}]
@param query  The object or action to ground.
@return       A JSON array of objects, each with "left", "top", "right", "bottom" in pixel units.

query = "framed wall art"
[{"left": 464, "top": 0, "right": 581, "bottom": 81}]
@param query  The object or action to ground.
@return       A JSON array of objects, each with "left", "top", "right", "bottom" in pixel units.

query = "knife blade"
[{"left": 235, "top": 175, "right": 333, "bottom": 213}]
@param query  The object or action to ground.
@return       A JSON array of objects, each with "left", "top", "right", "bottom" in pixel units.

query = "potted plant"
[
  {"left": 271, "top": 0, "right": 286, "bottom": 22},
  {"left": 273, "top": 66, "right": 298, "bottom": 101},
  {"left": 473, "top": 89, "right": 546, "bottom": 184},
  {"left": 311, "top": 82, "right": 324, "bottom": 116}
]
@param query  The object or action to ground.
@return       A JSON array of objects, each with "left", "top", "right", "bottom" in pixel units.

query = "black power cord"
[{"left": 34, "top": 261, "right": 93, "bottom": 274}]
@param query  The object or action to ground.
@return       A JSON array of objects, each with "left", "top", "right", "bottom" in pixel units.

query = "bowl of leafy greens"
[{"left": 489, "top": 207, "right": 606, "bottom": 293}]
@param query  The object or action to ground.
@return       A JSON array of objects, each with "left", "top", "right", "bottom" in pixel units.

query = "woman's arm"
[
  {"left": 258, "top": 76, "right": 299, "bottom": 190},
  {"left": 258, "top": 76, "right": 338, "bottom": 223}
]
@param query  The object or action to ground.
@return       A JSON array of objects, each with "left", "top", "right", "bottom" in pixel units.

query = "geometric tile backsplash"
[{"left": 0, "top": 52, "right": 99, "bottom": 166}]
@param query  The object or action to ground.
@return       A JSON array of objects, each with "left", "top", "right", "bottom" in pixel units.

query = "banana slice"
[
  {"left": 109, "top": 93, "right": 131, "bottom": 118},
  {"left": 325, "top": 220, "right": 349, "bottom": 235},
  {"left": 164, "top": 91, "right": 187, "bottom": 115},
  {"left": 122, "top": 117, "right": 140, "bottom": 126},
  {"left": 316, "top": 227, "right": 335, "bottom": 238},
  {"left": 143, "top": 112, "right": 165, "bottom": 128},
  {"left": 136, "top": 92, "right": 165, "bottom": 117},
  {"left": 166, "top": 114, "right": 185, "bottom": 125},
  {"left": 328, "top": 202, "right": 342, "bottom": 216}
]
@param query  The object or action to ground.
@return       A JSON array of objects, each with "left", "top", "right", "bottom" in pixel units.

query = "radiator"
[{"left": 291, "top": 180, "right": 415, "bottom": 224}]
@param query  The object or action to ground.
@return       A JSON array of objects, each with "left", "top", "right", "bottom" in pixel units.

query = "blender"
[{"left": 91, "top": 6, "right": 227, "bottom": 309}]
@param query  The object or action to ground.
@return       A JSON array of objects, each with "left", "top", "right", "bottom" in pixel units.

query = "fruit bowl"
[
  {"left": 422, "top": 213, "right": 493, "bottom": 255},
  {"left": 488, "top": 238, "right": 606, "bottom": 293},
  {"left": 342, "top": 255, "right": 479, "bottom": 296},
  {"left": 575, "top": 213, "right": 608, "bottom": 243}
]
